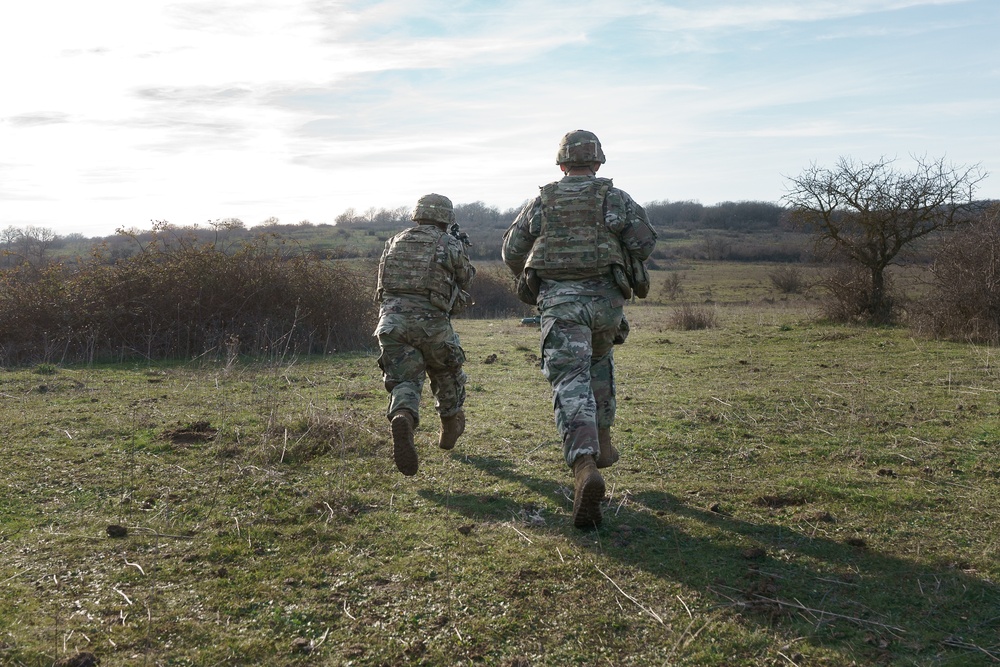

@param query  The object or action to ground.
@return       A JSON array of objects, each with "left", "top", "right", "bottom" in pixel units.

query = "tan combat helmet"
[
  {"left": 412, "top": 193, "right": 455, "bottom": 226},
  {"left": 556, "top": 129, "right": 606, "bottom": 166}
]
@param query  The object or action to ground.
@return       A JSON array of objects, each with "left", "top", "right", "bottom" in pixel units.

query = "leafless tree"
[
  {"left": 783, "top": 155, "right": 987, "bottom": 324},
  {"left": 1, "top": 225, "right": 21, "bottom": 268},
  {"left": 18, "top": 225, "right": 58, "bottom": 267}
]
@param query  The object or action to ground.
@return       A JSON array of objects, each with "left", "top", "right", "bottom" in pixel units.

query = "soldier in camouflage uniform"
[
  {"left": 502, "top": 130, "right": 657, "bottom": 528},
  {"left": 375, "top": 194, "right": 476, "bottom": 476}
]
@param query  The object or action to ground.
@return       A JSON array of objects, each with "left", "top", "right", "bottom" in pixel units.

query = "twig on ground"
[
  {"left": 1, "top": 568, "right": 30, "bottom": 585},
  {"left": 124, "top": 558, "right": 146, "bottom": 575},
  {"left": 667, "top": 617, "right": 712, "bottom": 662},
  {"left": 130, "top": 527, "right": 195, "bottom": 540},
  {"left": 525, "top": 441, "right": 549, "bottom": 457},
  {"left": 113, "top": 587, "right": 133, "bottom": 605},
  {"left": 941, "top": 637, "right": 999, "bottom": 661},
  {"left": 714, "top": 585, "right": 908, "bottom": 635},
  {"left": 314, "top": 627, "right": 331, "bottom": 648},
  {"left": 777, "top": 650, "right": 801, "bottom": 666},
  {"left": 595, "top": 565, "right": 664, "bottom": 625},
  {"left": 508, "top": 524, "right": 533, "bottom": 544},
  {"left": 676, "top": 594, "right": 693, "bottom": 619},
  {"left": 615, "top": 490, "right": 631, "bottom": 516}
]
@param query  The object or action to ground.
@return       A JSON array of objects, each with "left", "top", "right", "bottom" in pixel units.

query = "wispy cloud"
[
  {"left": 4, "top": 112, "right": 71, "bottom": 127},
  {"left": 0, "top": 0, "right": 996, "bottom": 234}
]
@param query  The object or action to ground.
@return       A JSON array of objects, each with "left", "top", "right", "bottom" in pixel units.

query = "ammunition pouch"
[
  {"left": 627, "top": 253, "right": 650, "bottom": 298},
  {"left": 613, "top": 315, "right": 630, "bottom": 345},
  {"left": 611, "top": 264, "right": 632, "bottom": 300},
  {"left": 450, "top": 288, "right": 472, "bottom": 316},
  {"left": 618, "top": 247, "right": 650, "bottom": 299},
  {"left": 516, "top": 268, "right": 541, "bottom": 305}
]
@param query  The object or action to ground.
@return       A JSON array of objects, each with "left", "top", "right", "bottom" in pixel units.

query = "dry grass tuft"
[{"left": 668, "top": 303, "right": 719, "bottom": 330}]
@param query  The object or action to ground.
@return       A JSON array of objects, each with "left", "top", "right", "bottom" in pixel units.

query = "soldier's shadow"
[{"left": 419, "top": 454, "right": 1000, "bottom": 663}]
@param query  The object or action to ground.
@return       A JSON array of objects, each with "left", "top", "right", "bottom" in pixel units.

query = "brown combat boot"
[
  {"left": 438, "top": 409, "right": 465, "bottom": 450},
  {"left": 390, "top": 410, "right": 418, "bottom": 476},
  {"left": 571, "top": 454, "right": 605, "bottom": 529},
  {"left": 596, "top": 427, "right": 619, "bottom": 469}
]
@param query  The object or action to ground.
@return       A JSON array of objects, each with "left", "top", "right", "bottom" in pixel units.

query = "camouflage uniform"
[
  {"left": 375, "top": 223, "right": 475, "bottom": 426},
  {"left": 503, "top": 174, "right": 656, "bottom": 466}
]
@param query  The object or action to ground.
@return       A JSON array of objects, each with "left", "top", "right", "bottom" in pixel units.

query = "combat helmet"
[
  {"left": 412, "top": 193, "right": 455, "bottom": 225},
  {"left": 556, "top": 129, "right": 606, "bottom": 166}
]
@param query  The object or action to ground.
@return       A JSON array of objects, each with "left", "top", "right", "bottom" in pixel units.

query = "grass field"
[{"left": 1, "top": 267, "right": 998, "bottom": 666}]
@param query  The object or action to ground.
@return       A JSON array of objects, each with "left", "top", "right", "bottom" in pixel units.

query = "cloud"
[
  {"left": 0, "top": 0, "right": 996, "bottom": 236},
  {"left": 639, "top": 0, "right": 972, "bottom": 31},
  {"left": 4, "top": 112, "right": 71, "bottom": 127},
  {"left": 135, "top": 86, "right": 255, "bottom": 105}
]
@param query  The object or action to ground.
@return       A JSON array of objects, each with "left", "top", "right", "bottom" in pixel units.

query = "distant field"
[{"left": 1, "top": 290, "right": 997, "bottom": 665}]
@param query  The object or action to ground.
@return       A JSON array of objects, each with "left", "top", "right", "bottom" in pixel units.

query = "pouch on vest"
[
  {"left": 611, "top": 264, "right": 632, "bottom": 300},
  {"left": 516, "top": 268, "right": 541, "bottom": 305},
  {"left": 449, "top": 288, "right": 472, "bottom": 316},
  {"left": 613, "top": 315, "right": 630, "bottom": 345},
  {"left": 627, "top": 253, "right": 650, "bottom": 298}
]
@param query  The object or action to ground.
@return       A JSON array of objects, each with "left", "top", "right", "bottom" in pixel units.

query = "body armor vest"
[
  {"left": 525, "top": 177, "right": 625, "bottom": 278},
  {"left": 377, "top": 225, "right": 455, "bottom": 309}
]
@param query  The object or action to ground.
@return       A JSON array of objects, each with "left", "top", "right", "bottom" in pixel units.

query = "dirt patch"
[
  {"left": 54, "top": 652, "right": 100, "bottom": 667},
  {"left": 162, "top": 420, "right": 217, "bottom": 444},
  {"left": 752, "top": 492, "right": 808, "bottom": 509}
]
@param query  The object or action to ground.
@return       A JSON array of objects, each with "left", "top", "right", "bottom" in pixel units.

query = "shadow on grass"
[
  {"left": 417, "top": 453, "right": 571, "bottom": 523},
  {"left": 421, "top": 454, "right": 1000, "bottom": 664}
]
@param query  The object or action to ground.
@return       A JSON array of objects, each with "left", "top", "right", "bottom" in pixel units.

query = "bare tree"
[
  {"left": 1, "top": 225, "right": 21, "bottom": 268},
  {"left": 335, "top": 208, "right": 358, "bottom": 225},
  {"left": 783, "top": 155, "right": 987, "bottom": 324},
  {"left": 19, "top": 225, "right": 58, "bottom": 267}
]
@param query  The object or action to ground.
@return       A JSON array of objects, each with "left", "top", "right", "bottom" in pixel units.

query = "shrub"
[
  {"left": 660, "top": 272, "right": 685, "bottom": 301},
  {"left": 911, "top": 205, "right": 1000, "bottom": 343},
  {"left": 817, "top": 263, "right": 901, "bottom": 324},
  {"left": 0, "top": 226, "right": 377, "bottom": 365},
  {"left": 668, "top": 303, "right": 718, "bottom": 330},
  {"left": 768, "top": 266, "right": 806, "bottom": 294},
  {"left": 463, "top": 264, "right": 534, "bottom": 319}
]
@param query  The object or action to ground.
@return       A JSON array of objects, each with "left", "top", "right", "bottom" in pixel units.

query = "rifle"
[{"left": 449, "top": 222, "right": 472, "bottom": 249}]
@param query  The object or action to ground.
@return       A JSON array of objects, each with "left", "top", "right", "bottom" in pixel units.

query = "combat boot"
[
  {"left": 390, "top": 410, "right": 418, "bottom": 476},
  {"left": 571, "top": 454, "right": 605, "bottom": 529},
  {"left": 438, "top": 409, "right": 465, "bottom": 450},
  {"left": 596, "top": 427, "right": 619, "bottom": 469}
]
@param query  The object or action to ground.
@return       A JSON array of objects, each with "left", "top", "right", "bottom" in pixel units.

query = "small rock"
[
  {"left": 291, "top": 637, "right": 312, "bottom": 654},
  {"left": 54, "top": 652, "right": 100, "bottom": 667},
  {"left": 106, "top": 525, "right": 128, "bottom": 538}
]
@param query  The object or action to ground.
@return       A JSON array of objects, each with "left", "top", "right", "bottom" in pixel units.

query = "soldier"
[
  {"left": 502, "top": 130, "right": 656, "bottom": 528},
  {"left": 375, "top": 194, "right": 476, "bottom": 476}
]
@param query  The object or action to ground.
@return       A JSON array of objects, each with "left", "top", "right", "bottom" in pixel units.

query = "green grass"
[{"left": 1, "top": 296, "right": 999, "bottom": 665}]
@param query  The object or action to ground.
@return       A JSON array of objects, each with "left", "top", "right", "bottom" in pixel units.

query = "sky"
[{"left": 2, "top": 0, "right": 998, "bottom": 237}]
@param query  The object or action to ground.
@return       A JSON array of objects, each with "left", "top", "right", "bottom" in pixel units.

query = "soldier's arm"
[
  {"left": 501, "top": 198, "right": 541, "bottom": 275},
  {"left": 607, "top": 189, "right": 657, "bottom": 262},
  {"left": 454, "top": 246, "right": 476, "bottom": 290}
]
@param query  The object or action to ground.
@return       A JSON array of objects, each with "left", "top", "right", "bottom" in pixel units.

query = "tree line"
[
  {"left": 2, "top": 153, "right": 998, "bottom": 364},
  {"left": 2, "top": 199, "right": 793, "bottom": 268}
]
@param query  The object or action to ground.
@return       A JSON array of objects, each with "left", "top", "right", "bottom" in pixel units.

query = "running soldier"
[
  {"left": 502, "top": 130, "right": 656, "bottom": 528},
  {"left": 375, "top": 194, "right": 475, "bottom": 476}
]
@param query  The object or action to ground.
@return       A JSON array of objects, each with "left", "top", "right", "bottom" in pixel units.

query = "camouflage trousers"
[
  {"left": 539, "top": 297, "right": 623, "bottom": 467},
  {"left": 375, "top": 312, "right": 467, "bottom": 426}
]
